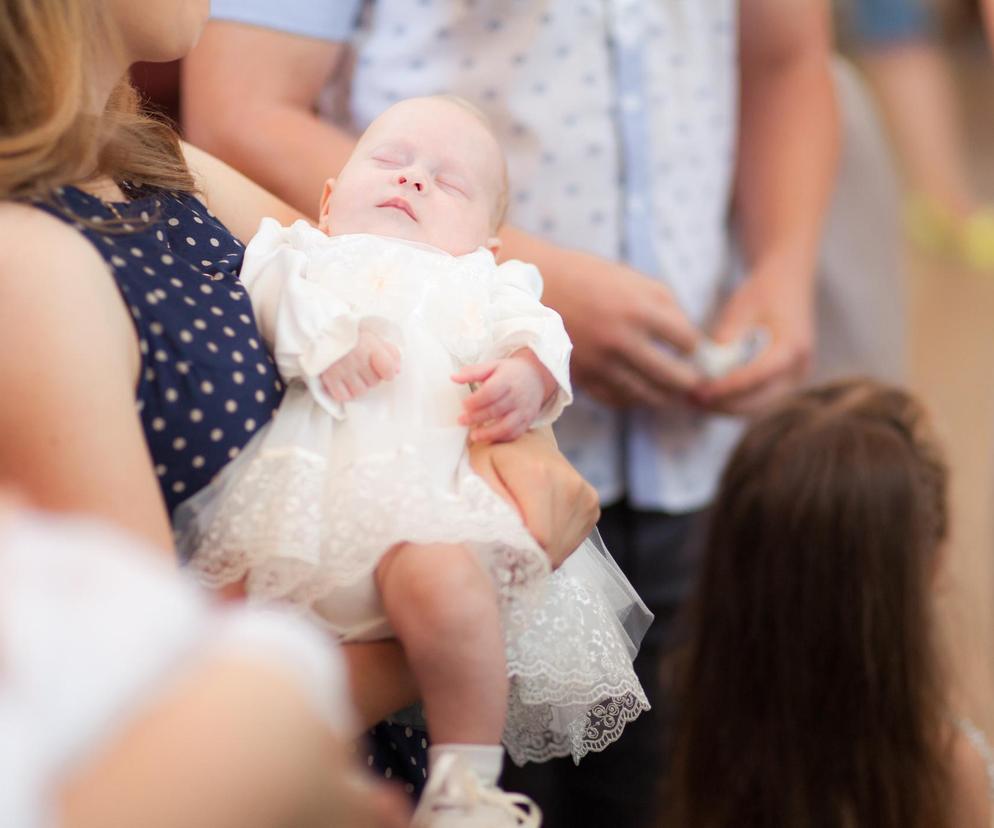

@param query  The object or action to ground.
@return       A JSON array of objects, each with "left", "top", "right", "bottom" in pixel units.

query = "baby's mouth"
[{"left": 376, "top": 197, "right": 417, "bottom": 222}]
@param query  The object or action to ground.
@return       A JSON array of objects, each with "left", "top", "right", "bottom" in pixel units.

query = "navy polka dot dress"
[{"left": 36, "top": 183, "right": 428, "bottom": 798}]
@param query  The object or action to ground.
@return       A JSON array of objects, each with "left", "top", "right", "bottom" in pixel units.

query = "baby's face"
[{"left": 320, "top": 98, "right": 505, "bottom": 255}]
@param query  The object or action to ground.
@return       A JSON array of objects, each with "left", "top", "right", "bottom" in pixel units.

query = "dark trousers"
[{"left": 500, "top": 500, "right": 703, "bottom": 828}]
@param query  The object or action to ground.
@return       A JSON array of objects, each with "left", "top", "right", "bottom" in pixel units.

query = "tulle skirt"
[{"left": 175, "top": 384, "right": 652, "bottom": 765}]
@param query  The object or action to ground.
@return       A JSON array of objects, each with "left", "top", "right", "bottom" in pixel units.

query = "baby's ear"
[
  {"left": 485, "top": 236, "right": 502, "bottom": 258},
  {"left": 317, "top": 178, "right": 336, "bottom": 233}
]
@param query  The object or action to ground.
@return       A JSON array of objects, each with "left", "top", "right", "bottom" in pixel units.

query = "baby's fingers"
[
  {"left": 458, "top": 390, "right": 516, "bottom": 427},
  {"left": 470, "top": 410, "right": 527, "bottom": 444},
  {"left": 370, "top": 342, "right": 401, "bottom": 381},
  {"left": 461, "top": 379, "right": 510, "bottom": 417},
  {"left": 323, "top": 374, "right": 352, "bottom": 401},
  {"left": 452, "top": 361, "right": 498, "bottom": 386}
]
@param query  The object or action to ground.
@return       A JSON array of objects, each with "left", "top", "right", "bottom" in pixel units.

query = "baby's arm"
[
  {"left": 453, "top": 350, "right": 558, "bottom": 443},
  {"left": 453, "top": 259, "right": 572, "bottom": 442},
  {"left": 241, "top": 219, "right": 400, "bottom": 412}
]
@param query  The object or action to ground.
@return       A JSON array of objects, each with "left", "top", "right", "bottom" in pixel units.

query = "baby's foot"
[{"left": 412, "top": 753, "right": 541, "bottom": 827}]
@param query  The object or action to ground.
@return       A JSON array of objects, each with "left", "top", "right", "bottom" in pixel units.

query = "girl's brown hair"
[
  {"left": 0, "top": 0, "right": 195, "bottom": 202},
  {"left": 666, "top": 379, "right": 951, "bottom": 827}
]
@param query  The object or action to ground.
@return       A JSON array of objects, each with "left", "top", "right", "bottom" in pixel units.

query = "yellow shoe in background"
[
  {"left": 905, "top": 193, "right": 958, "bottom": 257},
  {"left": 905, "top": 194, "right": 994, "bottom": 272},
  {"left": 959, "top": 208, "right": 994, "bottom": 272}
]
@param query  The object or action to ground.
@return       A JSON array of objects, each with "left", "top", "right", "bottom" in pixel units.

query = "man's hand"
[
  {"left": 319, "top": 328, "right": 401, "bottom": 402},
  {"left": 453, "top": 350, "right": 556, "bottom": 443},
  {"left": 692, "top": 263, "right": 814, "bottom": 415},
  {"left": 539, "top": 248, "right": 704, "bottom": 409}
]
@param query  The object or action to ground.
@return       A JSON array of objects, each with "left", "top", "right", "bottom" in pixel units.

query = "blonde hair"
[{"left": 0, "top": 0, "right": 196, "bottom": 204}]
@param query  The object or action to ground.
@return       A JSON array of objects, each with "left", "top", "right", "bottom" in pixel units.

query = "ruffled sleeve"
[
  {"left": 484, "top": 258, "right": 573, "bottom": 427},
  {"left": 240, "top": 219, "right": 375, "bottom": 418}
]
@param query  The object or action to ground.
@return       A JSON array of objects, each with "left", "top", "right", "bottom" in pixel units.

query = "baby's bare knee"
[{"left": 380, "top": 543, "right": 496, "bottom": 637}]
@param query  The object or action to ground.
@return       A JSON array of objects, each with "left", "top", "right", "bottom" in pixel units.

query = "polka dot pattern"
[{"left": 41, "top": 185, "right": 281, "bottom": 526}]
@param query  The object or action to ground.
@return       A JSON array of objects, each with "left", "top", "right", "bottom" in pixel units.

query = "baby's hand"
[
  {"left": 453, "top": 350, "right": 556, "bottom": 443},
  {"left": 320, "top": 327, "right": 401, "bottom": 402}
]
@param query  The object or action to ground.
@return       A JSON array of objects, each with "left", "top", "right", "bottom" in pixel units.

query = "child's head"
[
  {"left": 669, "top": 379, "right": 951, "bottom": 827},
  {"left": 318, "top": 95, "right": 508, "bottom": 256}
]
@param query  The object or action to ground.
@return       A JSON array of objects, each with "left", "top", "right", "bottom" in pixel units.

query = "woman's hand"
[{"left": 468, "top": 427, "right": 600, "bottom": 568}]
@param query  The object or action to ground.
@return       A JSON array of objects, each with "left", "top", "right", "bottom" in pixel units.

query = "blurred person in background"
[
  {"left": 839, "top": 0, "right": 994, "bottom": 269},
  {"left": 666, "top": 379, "right": 994, "bottom": 828}
]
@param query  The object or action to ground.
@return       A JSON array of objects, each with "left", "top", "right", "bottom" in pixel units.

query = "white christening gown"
[{"left": 175, "top": 220, "right": 651, "bottom": 765}]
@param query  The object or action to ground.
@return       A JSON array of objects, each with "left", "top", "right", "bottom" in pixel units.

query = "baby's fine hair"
[{"left": 667, "top": 378, "right": 953, "bottom": 828}]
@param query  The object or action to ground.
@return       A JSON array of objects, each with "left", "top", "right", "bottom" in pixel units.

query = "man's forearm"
[
  {"left": 735, "top": 12, "right": 839, "bottom": 293},
  {"left": 182, "top": 22, "right": 358, "bottom": 217},
  {"left": 214, "top": 102, "right": 356, "bottom": 217}
]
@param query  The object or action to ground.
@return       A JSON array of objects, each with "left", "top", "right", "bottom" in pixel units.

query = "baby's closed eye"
[
  {"left": 373, "top": 155, "right": 404, "bottom": 169},
  {"left": 436, "top": 176, "right": 469, "bottom": 197}
]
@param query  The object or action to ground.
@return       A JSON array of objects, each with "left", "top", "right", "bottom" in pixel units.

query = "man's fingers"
[
  {"left": 640, "top": 293, "right": 701, "bottom": 355},
  {"left": 623, "top": 335, "right": 702, "bottom": 393},
  {"left": 697, "top": 373, "right": 793, "bottom": 416},
  {"left": 694, "top": 343, "right": 799, "bottom": 406},
  {"left": 579, "top": 361, "right": 675, "bottom": 410}
]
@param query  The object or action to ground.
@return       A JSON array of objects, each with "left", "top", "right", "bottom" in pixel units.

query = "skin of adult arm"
[
  {"left": 182, "top": 21, "right": 355, "bottom": 216},
  {"left": 0, "top": 205, "right": 175, "bottom": 553},
  {"left": 693, "top": 0, "right": 840, "bottom": 415},
  {"left": 59, "top": 658, "right": 410, "bottom": 828}
]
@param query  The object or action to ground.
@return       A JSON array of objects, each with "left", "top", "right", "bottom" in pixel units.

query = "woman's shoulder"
[
  {"left": 0, "top": 199, "right": 135, "bottom": 365},
  {"left": 0, "top": 198, "right": 94, "bottom": 249},
  {"left": 0, "top": 200, "right": 116, "bottom": 297}
]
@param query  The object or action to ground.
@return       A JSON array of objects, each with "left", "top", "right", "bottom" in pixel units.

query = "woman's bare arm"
[
  {"left": 0, "top": 204, "right": 173, "bottom": 552},
  {"left": 182, "top": 142, "right": 308, "bottom": 243},
  {"left": 60, "top": 658, "right": 407, "bottom": 828}
]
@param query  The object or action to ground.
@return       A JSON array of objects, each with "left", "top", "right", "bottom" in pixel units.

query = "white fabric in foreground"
[{"left": 0, "top": 510, "right": 352, "bottom": 828}]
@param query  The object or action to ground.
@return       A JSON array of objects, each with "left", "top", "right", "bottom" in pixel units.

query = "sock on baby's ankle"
[{"left": 428, "top": 743, "right": 505, "bottom": 786}]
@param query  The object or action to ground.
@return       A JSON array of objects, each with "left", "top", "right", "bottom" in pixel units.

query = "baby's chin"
[{"left": 328, "top": 214, "right": 482, "bottom": 255}]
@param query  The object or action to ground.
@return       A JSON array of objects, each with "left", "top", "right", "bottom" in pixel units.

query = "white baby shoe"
[{"left": 412, "top": 753, "right": 542, "bottom": 828}]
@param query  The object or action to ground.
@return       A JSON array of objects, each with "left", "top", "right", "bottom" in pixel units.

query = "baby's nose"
[{"left": 397, "top": 174, "right": 424, "bottom": 193}]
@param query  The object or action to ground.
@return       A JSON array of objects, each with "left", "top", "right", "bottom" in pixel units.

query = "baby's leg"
[{"left": 375, "top": 542, "right": 508, "bottom": 748}]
